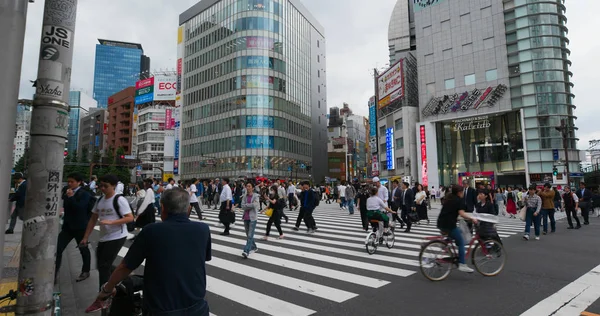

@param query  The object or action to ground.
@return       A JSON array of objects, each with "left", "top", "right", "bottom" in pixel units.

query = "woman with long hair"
[
  {"left": 506, "top": 186, "right": 518, "bottom": 218},
  {"left": 495, "top": 187, "right": 507, "bottom": 216},
  {"left": 262, "top": 185, "right": 285, "bottom": 240},
  {"left": 415, "top": 184, "right": 429, "bottom": 224},
  {"left": 437, "top": 184, "right": 479, "bottom": 273}
]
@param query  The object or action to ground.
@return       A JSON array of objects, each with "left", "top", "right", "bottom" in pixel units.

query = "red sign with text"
[
  {"left": 420, "top": 126, "right": 428, "bottom": 187},
  {"left": 136, "top": 77, "right": 154, "bottom": 90}
]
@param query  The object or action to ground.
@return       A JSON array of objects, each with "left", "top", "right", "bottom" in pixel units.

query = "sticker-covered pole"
[
  {"left": 0, "top": 0, "right": 29, "bottom": 282},
  {"left": 16, "top": 1, "right": 78, "bottom": 315}
]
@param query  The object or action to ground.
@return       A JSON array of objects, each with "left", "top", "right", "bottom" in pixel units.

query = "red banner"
[
  {"left": 136, "top": 77, "right": 154, "bottom": 90},
  {"left": 165, "top": 109, "right": 173, "bottom": 130},
  {"left": 420, "top": 126, "right": 428, "bottom": 187}
]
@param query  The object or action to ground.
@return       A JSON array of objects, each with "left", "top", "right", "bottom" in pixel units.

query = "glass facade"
[
  {"left": 93, "top": 43, "right": 142, "bottom": 108},
  {"left": 504, "top": 0, "right": 578, "bottom": 174},
  {"left": 180, "top": 0, "right": 325, "bottom": 180}
]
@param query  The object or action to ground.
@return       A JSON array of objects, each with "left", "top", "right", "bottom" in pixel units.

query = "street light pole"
[
  {"left": 0, "top": 0, "right": 30, "bottom": 282},
  {"left": 556, "top": 119, "right": 572, "bottom": 187},
  {"left": 17, "top": 1, "right": 78, "bottom": 315}
]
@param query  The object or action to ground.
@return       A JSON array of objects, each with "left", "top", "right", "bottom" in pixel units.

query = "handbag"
[
  {"left": 336, "top": 199, "right": 341, "bottom": 204},
  {"left": 264, "top": 208, "right": 274, "bottom": 217},
  {"left": 518, "top": 206, "right": 527, "bottom": 221}
]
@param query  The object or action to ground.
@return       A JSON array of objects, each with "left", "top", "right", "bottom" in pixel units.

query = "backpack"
[
  {"left": 74, "top": 186, "right": 97, "bottom": 216},
  {"left": 313, "top": 189, "right": 320, "bottom": 207}
]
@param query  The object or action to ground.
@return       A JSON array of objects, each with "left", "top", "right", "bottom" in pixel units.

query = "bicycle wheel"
[
  {"left": 419, "top": 240, "right": 453, "bottom": 281},
  {"left": 471, "top": 239, "right": 506, "bottom": 277},
  {"left": 385, "top": 230, "right": 395, "bottom": 249},
  {"left": 365, "top": 232, "right": 378, "bottom": 255}
]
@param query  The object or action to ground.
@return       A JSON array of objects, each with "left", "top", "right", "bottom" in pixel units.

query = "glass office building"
[
  {"left": 67, "top": 91, "right": 97, "bottom": 155},
  {"left": 178, "top": 0, "right": 327, "bottom": 181},
  {"left": 93, "top": 39, "right": 149, "bottom": 108}
]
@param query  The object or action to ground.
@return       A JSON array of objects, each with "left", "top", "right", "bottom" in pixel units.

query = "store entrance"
[{"left": 458, "top": 171, "right": 496, "bottom": 189}]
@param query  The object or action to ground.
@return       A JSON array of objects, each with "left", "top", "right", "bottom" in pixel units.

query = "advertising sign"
[
  {"left": 422, "top": 84, "right": 508, "bottom": 117},
  {"left": 246, "top": 116, "right": 274, "bottom": 128},
  {"left": 173, "top": 107, "right": 181, "bottom": 175},
  {"left": 414, "top": 0, "right": 447, "bottom": 12},
  {"left": 377, "top": 60, "right": 404, "bottom": 109},
  {"left": 420, "top": 125, "right": 428, "bottom": 187},
  {"left": 136, "top": 77, "right": 154, "bottom": 90},
  {"left": 135, "top": 93, "right": 154, "bottom": 105},
  {"left": 176, "top": 59, "right": 182, "bottom": 95},
  {"left": 246, "top": 136, "right": 274, "bottom": 149},
  {"left": 246, "top": 36, "right": 274, "bottom": 49},
  {"left": 246, "top": 56, "right": 273, "bottom": 69},
  {"left": 135, "top": 85, "right": 153, "bottom": 97},
  {"left": 103, "top": 123, "right": 108, "bottom": 135},
  {"left": 386, "top": 128, "right": 395, "bottom": 170},
  {"left": 372, "top": 154, "right": 380, "bottom": 177},
  {"left": 368, "top": 96, "right": 377, "bottom": 136},
  {"left": 452, "top": 116, "right": 491, "bottom": 132},
  {"left": 165, "top": 109, "right": 173, "bottom": 130},
  {"left": 154, "top": 74, "right": 177, "bottom": 101}
]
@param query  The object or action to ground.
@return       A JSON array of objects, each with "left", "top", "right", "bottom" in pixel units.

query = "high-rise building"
[
  {"left": 178, "top": 0, "right": 327, "bottom": 182},
  {"left": 388, "top": 0, "right": 416, "bottom": 65},
  {"left": 78, "top": 108, "right": 109, "bottom": 158},
  {"left": 67, "top": 91, "right": 97, "bottom": 155},
  {"left": 137, "top": 105, "right": 171, "bottom": 180},
  {"left": 106, "top": 87, "right": 136, "bottom": 155},
  {"left": 93, "top": 39, "right": 150, "bottom": 108},
  {"left": 414, "top": 0, "right": 577, "bottom": 189},
  {"left": 13, "top": 102, "right": 32, "bottom": 166}
]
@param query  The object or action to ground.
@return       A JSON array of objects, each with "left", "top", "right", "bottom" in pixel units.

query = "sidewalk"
[{"left": 0, "top": 223, "right": 21, "bottom": 314}]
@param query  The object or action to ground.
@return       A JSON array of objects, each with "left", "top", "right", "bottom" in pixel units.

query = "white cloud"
[{"left": 18, "top": 0, "right": 599, "bottom": 150}]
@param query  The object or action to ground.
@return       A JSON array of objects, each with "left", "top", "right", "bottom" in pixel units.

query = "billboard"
[
  {"left": 386, "top": 128, "right": 395, "bottom": 170},
  {"left": 135, "top": 93, "right": 153, "bottom": 105},
  {"left": 246, "top": 116, "right": 274, "bottom": 128},
  {"left": 136, "top": 77, "right": 154, "bottom": 90},
  {"left": 246, "top": 136, "right": 274, "bottom": 149},
  {"left": 173, "top": 107, "right": 181, "bottom": 175},
  {"left": 420, "top": 125, "right": 428, "bottom": 187},
  {"left": 372, "top": 154, "right": 379, "bottom": 177},
  {"left": 165, "top": 109, "right": 173, "bottom": 130},
  {"left": 154, "top": 74, "right": 177, "bottom": 101},
  {"left": 175, "top": 25, "right": 184, "bottom": 175},
  {"left": 377, "top": 60, "right": 404, "bottom": 109}
]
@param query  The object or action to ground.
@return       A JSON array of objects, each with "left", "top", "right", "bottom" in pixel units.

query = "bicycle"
[
  {"left": 418, "top": 219, "right": 506, "bottom": 281},
  {"left": 365, "top": 219, "right": 395, "bottom": 255}
]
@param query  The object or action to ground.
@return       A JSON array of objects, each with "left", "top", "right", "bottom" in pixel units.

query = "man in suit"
[
  {"left": 391, "top": 180, "right": 405, "bottom": 229},
  {"left": 6, "top": 173, "right": 27, "bottom": 234},
  {"left": 462, "top": 180, "right": 477, "bottom": 232},
  {"left": 576, "top": 182, "right": 592, "bottom": 225},
  {"left": 400, "top": 182, "right": 415, "bottom": 233}
]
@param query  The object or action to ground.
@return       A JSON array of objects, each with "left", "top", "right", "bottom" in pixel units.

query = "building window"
[
  {"left": 395, "top": 137, "right": 404, "bottom": 149},
  {"left": 317, "top": 40, "right": 320, "bottom": 48},
  {"left": 486, "top": 69, "right": 498, "bottom": 81},
  {"left": 318, "top": 70, "right": 320, "bottom": 78},
  {"left": 426, "top": 82, "right": 435, "bottom": 96},
  {"left": 445, "top": 78, "right": 455, "bottom": 89},
  {"left": 318, "top": 100, "right": 321, "bottom": 108},
  {"left": 318, "top": 85, "right": 320, "bottom": 93},
  {"left": 317, "top": 55, "right": 320, "bottom": 62},
  {"left": 379, "top": 125, "right": 386, "bottom": 136},
  {"left": 396, "top": 157, "right": 404, "bottom": 168},
  {"left": 464, "top": 74, "right": 476, "bottom": 86},
  {"left": 394, "top": 119, "right": 403, "bottom": 131}
]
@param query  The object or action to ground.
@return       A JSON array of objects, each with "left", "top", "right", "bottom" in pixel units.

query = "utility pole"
[
  {"left": 17, "top": 1, "right": 78, "bottom": 315},
  {"left": 556, "top": 119, "right": 572, "bottom": 187},
  {"left": 0, "top": 0, "right": 30, "bottom": 282}
]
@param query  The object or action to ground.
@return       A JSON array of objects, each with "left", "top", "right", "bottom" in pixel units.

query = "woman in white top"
[
  {"left": 366, "top": 186, "right": 395, "bottom": 233},
  {"left": 189, "top": 178, "right": 202, "bottom": 219},
  {"left": 414, "top": 184, "right": 429, "bottom": 224}
]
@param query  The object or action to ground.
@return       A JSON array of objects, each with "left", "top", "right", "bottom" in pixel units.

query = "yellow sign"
[
  {"left": 177, "top": 26, "right": 183, "bottom": 44},
  {"left": 163, "top": 173, "right": 174, "bottom": 182}
]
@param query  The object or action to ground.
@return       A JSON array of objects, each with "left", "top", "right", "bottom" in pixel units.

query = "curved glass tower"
[
  {"left": 503, "top": 0, "right": 577, "bottom": 175},
  {"left": 178, "top": 0, "right": 327, "bottom": 181}
]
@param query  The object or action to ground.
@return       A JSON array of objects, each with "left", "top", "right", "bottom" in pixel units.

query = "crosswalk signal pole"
[
  {"left": 555, "top": 119, "right": 571, "bottom": 188},
  {"left": 16, "top": 1, "right": 78, "bottom": 315}
]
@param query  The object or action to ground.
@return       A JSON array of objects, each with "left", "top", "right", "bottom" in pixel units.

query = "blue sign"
[
  {"left": 174, "top": 140, "right": 180, "bottom": 158},
  {"left": 369, "top": 104, "right": 377, "bottom": 137},
  {"left": 246, "top": 56, "right": 273, "bottom": 69},
  {"left": 95, "top": 135, "right": 100, "bottom": 147},
  {"left": 246, "top": 116, "right": 274, "bottom": 128},
  {"left": 386, "top": 128, "right": 395, "bottom": 170},
  {"left": 11, "top": 169, "right": 15, "bottom": 175},
  {"left": 552, "top": 149, "right": 559, "bottom": 161},
  {"left": 135, "top": 93, "right": 154, "bottom": 105},
  {"left": 246, "top": 136, "right": 274, "bottom": 149},
  {"left": 570, "top": 172, "right": 584, "bottom": 177},
  {"left": 137, "top": 165, "right": 142, "bottom": 171},
  {"left": 300, "top": 164, "right": 306, "bottom": 169},
  {"left": 288, "top": 166, "right": 292, "bottom": 171}
]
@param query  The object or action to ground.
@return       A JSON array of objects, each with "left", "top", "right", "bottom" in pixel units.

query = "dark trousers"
[
  {"left": 96, "top": 237, "right": 126, "bottom": 290},
  {"left": 266, "top": 212, "right": 283, "bottom": 236},
  {"left": 565, "top": 208, "right": 581, "bottom": 228},
  {"left": 219, "top": 202, "right": 231, "bottom": 233},
  {"left": 294, "top": 207, "right": 306, "bottom": 228},
  {"left": 8, "top": 206, "right": 23, "bottom": 231},
  {"left": 190, "top": 202, "right": 202, "bottom": 219},
  {"left": 288, "top": 193, "right": 295, "bottom": 209},
  {"left": 56, "top": 228, "right": 91, "bottom": 276},
  {"left": 581, "top": 202, "right": 590, "bottom": 223},
  {"left": 401, "top": 206, "right": 412, "bottom": 231},
  {"left": 360, "top": 208, "right": 369, "bottom": 230},
  {"left": 541, "top": 208, "right": 556, "bottom": 233},
  {"left": 302, "top": 207, "right": 316, "bottom": 230}
]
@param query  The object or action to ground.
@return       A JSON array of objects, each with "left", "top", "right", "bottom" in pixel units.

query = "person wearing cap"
[
  {"left": 538, "top": 183, "right": 556, "bottom": 234},
  {"left": 523, "top": 185, "right": 543, "bottom": 241},
  {"left": 6, "top": 173, "right": 27, "bottom": 234}
]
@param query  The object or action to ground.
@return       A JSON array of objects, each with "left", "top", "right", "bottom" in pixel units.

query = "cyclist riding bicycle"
[
  {"left": 437, "top": 184, "right": 479, "bottom": 273},
  {"left": 366, "top": 187, "right": 396, "bottom": 235}
]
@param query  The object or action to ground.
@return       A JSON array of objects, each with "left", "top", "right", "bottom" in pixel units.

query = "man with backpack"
[
  {"left": 82, "top": 174, "right": 134, "bottom": 313},
  {"left": 55, "top": 173, "right": 95, "bottom": 283}
]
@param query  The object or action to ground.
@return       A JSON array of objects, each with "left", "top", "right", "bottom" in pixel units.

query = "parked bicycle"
[
  {"left": 418, "top": 216, "right": 506, "bottom": 281},
  {"left": 364, "top": 219, "right": 395, "bottom": 254}
]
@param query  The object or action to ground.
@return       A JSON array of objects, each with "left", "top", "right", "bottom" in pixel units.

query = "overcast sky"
[{"left": 18, "top": 0, "right": 599, "bottom": 150}]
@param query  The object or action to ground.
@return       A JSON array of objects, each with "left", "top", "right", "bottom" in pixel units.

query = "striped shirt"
[{"left": 523, "top": 193, "right": 542, "bottom": 213}]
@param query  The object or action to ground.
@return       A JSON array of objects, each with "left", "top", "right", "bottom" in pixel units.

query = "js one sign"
[{"left": 154, "top": 75, "right": 177, "bottom": 101}]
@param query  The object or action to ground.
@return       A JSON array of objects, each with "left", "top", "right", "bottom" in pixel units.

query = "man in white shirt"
[
  {"left": 338, "top": 181, "right": 348, "bottom": 210},
  {"left": 166, "top": 178, "right": 176, "bottom": 190},
  {"left": 89, "top": 176, "right": 97, "bottom": 194},
  {"left": 189, "top": 178, "right": 202, "bottom": 219},
  {"left": 116, "top": 181, "right": 124, "bottom": 195},
  {"left": 373, "top": 177, "right": 388, "bottom": 204},
  {"left": 219, "top": 178, "right": 233, "bottom": 235}
]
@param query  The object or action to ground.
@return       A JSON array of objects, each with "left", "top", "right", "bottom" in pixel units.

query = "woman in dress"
[
  {"left": 415, "top": 184, "right": 429, "bottom": 224},
  {"left": 505, "top": 186, "right": 518, "bottom": 218}
]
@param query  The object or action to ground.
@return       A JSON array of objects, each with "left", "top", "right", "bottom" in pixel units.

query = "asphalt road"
[{"left": 85, "top": 200, "right": 600, "bottom": 316}]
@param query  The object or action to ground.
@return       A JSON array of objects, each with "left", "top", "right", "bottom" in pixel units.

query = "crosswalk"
[{"left": 96, "top": 202, "right": 534, "bottom": 315}]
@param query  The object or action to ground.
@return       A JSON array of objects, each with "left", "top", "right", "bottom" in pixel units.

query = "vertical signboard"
[
  {"left": 420, "top": 125, "right": 428, "bottom": 187},
  {"left": 368, "top": 96, "right": 378, "bottom": 154},
  {"left": 386, "top": 128, "right": 395, "bottom": 170},
  {"left": 165, "top": 109, "right": 173, "bottom": 130},
  {"left": 173, "top": 107, "right": 180, "bottom": 175},
  {"left": 174, "top": 25, "right": 184, "bottom": 175},
  {"left": 372, "top": 154, "right": 379, "bottom": 177}
]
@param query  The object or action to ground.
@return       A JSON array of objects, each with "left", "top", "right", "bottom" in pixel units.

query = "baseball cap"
[{"left": 373, "top": 177, "right": 380, "bottom": 182}]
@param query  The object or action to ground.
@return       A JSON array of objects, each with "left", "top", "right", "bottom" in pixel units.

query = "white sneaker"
[
  {"left": 523, "top": 234, "right": 529, "bottom": 240},
  {"left": 242, "top": 252, "right": 248, "bottom": 259},
  {"left": 126, "top": 233, "right": 135, "bottom": 240},
  {"left": 458, "top": 264, "right": 474, "bottom": 273},
  {"left": 535, "top": 236, "right": 540, "bottom": 241}
]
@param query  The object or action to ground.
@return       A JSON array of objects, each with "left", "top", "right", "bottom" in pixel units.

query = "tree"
[
  {"left": 105, "top": 146, "right": 115, "bottom": 165},
  {"left": 92, "top": 147, "right": 101, "bottom": 163},
  {"left": 14, "top": 151, "right": 28, "bottom": 174},
  {"left": 80, "top": 147, "right": 89, "bottom": 163}
]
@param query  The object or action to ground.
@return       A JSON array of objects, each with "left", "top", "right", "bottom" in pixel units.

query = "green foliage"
[
  {"left": 13, "top": 151, "right": 28, "bottom": 174},
  {"left": 80, "top": 147, "right": 89, "bottom": 163}
]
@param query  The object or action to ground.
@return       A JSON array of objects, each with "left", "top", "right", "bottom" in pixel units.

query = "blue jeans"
[
  {"left": 347, "top": 199, "right": 355, "bottom": 214},
  {"left": 541, "top": 208, "right": 556, "bottom": 233},
  {"left": 524, "top": 207, "right": 542, "bottom": 237},
  {"left": 243, "top": 220, "right": 257, "bottom": 254},
  {"left": 340, "top": 197, "right": 347, "bottom": 208},
  {"left": 448, "top": 227, "right": 466, "bottom": 264}
]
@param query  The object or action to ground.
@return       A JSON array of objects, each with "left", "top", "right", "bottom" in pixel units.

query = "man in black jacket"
[
  {"left": 299, "top": 181, "right": 317, "bottom": 234},
  {"left": 400, "top": 182, "right": 415, "bottom": 233},
  {"left": 6, "top": 173, "right": 27, "bottom": 234},
  {"left": 56, "top": 173, "right": 93, "bottom": 282},
  {"left": 462, "top": 180, "right": 477, "bottom": 213},
  {"left": 576, "top": 182, "right": 592, "bottom": 225}
]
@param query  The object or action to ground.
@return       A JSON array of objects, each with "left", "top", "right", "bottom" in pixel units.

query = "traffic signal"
[
  {"left": 64, "top": 150, "right": 68, "bottom": 157},
  {"left": 552, "top": 166, "right": 558, "bottom": 176}
]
